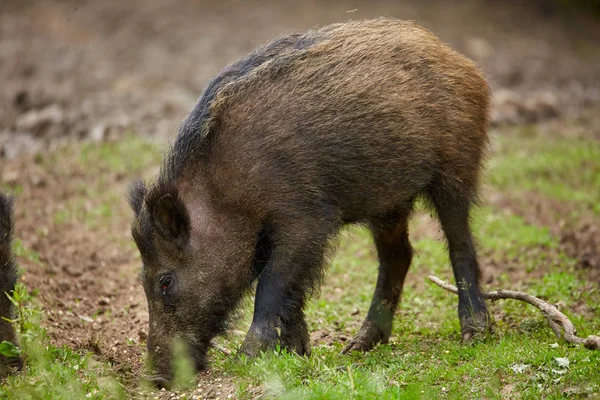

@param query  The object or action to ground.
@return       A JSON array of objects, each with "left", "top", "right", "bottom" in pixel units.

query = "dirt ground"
[{"left": 1, "top": 0, "right": 599, "bottom": 397}]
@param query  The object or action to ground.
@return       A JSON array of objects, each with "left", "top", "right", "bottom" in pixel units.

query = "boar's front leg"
[{"left": 239, "top": 216, "right": 334, "bottom": 358}]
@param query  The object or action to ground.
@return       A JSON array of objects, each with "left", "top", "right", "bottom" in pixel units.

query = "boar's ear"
[
  {"left": 146, "top": 184, "right": 190, "bottom": 249},
  {"left": 127, "top": 180, "right": 148, "bottom": 216},
  {"left": 0, "top": 192, "right": 14, "bottom": 244}
]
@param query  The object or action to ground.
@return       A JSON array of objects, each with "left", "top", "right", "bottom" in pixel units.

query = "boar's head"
[{"left": 128, "top": 180, "right": 255, "bottom": 388}]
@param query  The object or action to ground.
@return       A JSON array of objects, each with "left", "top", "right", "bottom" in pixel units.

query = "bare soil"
[
  {"left": 1, "top": 0, "right": 599, "bottom": 397},
  {"left": 2, "top": 154, "right": 147, "bottom": 385}
]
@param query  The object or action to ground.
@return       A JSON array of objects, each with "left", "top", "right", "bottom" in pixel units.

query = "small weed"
[{"left": 12, "top": 239, "right": 41, "bottom": 265}]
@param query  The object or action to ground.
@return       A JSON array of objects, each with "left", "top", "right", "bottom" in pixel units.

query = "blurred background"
[{"left": 1, "top": 0, "right": 599, "bottom": 157}]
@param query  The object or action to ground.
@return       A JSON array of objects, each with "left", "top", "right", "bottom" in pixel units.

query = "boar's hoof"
[
  {"left": 239, "top": 323, "right": 311, "bottom": 358},
  {"left": 281, "top": 332, "right": 311, "bottom": 357},
  {"left": 342, "top": 320, "right": 387, "bottom": 354},
  {"left": 148, "top": 375, "right": 171, "bottom": 389},
  {"left": 238, "top": 328, "right": 273, "bottom": 358},
  {"left": 280, "top": 320, "right": 311, "bottom": 357},
  {"left": 460, "top": 312, "right": 493, "bottom": 342}
]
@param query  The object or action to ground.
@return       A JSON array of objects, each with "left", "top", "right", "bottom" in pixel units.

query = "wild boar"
[{"left": 128, "top": 18, "right": 491, "bottom": 387}]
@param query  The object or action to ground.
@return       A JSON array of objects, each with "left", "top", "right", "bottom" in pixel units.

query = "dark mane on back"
[{"left": 161, "top": 32, "right": 320, "bottom": 181}]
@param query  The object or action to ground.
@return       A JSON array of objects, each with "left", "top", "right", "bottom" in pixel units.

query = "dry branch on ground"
[{"left": 428, "top": 275, "right": 600, "bottom": 350}]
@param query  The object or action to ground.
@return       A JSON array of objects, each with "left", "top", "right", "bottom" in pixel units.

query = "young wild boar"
[
  {"left": 128, "top": 18, "right": 491, "bottom": 387},
  {"left": 0, "top": 192, "right": 22, "bottom": 375}
]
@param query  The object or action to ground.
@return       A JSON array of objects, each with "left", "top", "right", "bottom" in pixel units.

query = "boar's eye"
[
  {"left": 160, "top": 275, "right": 173, "bottom": 292},
  {"left": 158, "top": 274, "right": 178, "bottom": 308}
]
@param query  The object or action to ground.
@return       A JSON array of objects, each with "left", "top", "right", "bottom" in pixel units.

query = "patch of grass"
[
  {"left": 79, "top": 134, "right": 163, "bottom": 176},
  {"left": 12, "top": 239, "right": 41, "bottom": 265},
  {"left": 221, "top": 329, "right": 600, "bottom": 399},
  {"left": 473, "top": 207, "right": 555, "bottom": 252},
  {"left": 35, "top": 135, "right": 164, "bottom": 229},
  {"left": 79, "top": 133, "right": 162, "bottom": 174},
  {"left": 0, "top": 284, "right": 125, "bottom": 399},
  {"left": 209, "top": 204, "right": 600, "bottom": 399},
  {"left": 52, "top": 196, "right": 118, "bottom": 229},
  {"left": 489, "top": 131, "right": 600, "bottom": 213},
  {"left": 0, "top": 184, "right": 23, "bottom": 196}
]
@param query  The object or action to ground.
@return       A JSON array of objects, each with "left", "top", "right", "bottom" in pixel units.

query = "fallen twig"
[
  {"left": 428, "top": 275, "right": 600, "bottom": 350},
  {"left": 211, "top": 341, "right": 233, "bottom": 356}
]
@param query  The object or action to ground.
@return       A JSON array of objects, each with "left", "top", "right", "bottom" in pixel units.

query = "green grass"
[
  {"left": 1, "top": 129, "right": 599, "bottom": 399},
  {"left": 78, "top": 133, "right": 163, "bottom": 177},
  {"left": 212, "top": 206, "right": 599, "bottom": 399},
  {"left": 36, "top": 134, "right": 163, "bottom": 229},
  {"left": 222, "top": 334, "right": 599, "bottom": 399},
  {"left": 12, "top": 239, "right": 41, "bottom": 266},
  {"left": 489, "top": 128, "right": 600, "bottom": 214},
  {"left": 0, "top": 284, "right": 125, "bottom": 400}
]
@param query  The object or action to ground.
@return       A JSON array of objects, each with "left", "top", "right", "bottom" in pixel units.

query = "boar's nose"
[{"left": 148, "top": 374, "right": 171, "bottom": 389}]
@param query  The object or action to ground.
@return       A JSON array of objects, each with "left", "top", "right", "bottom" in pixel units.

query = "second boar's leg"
[
  {"left": 342, "top": 210, "right": 413, "bottom": 353},
  {"left": 239, "top": 215, "right": 335, "bottom": 357},
  {"left": 430, "top": 189, "right": 490, "bottom": 340}
]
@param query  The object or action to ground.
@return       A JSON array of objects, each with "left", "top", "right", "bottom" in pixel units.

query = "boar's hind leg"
[
  {"left": 239, "top": 217, "right": 334, "bottom": 358},
  {"left": 342, "top": 210, "right": 412, "bottom": 353},
  {"left": 429, "top": 185, "right": 490, "bottom": 341}
]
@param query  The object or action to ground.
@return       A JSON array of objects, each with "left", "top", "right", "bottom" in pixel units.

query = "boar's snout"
[
  {"left": 147, "top": 332, "right": 209, "bottom": 388},
  {"left": 148, "top": 374, "right": 171, "bottom": 390},
  {"left": 146, "top": 336, "right": 174, "bottom": 388}
]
